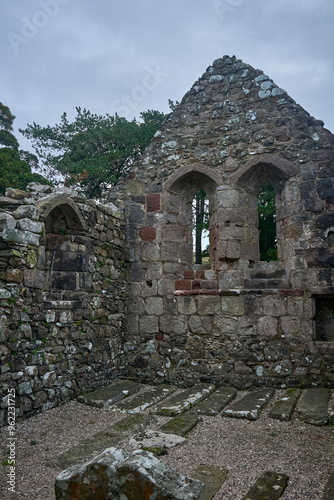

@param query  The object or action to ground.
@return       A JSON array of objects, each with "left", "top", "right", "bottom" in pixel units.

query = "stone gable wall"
[
  {"left": 0, "top": 183, "right": 128, "bottom": 425},
  {"left": 112, "top": 56, "right": 334, "bottom": 389}
]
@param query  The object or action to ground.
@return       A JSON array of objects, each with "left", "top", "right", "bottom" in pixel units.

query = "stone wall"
[
  {"left": 0, "top": 183, "right": 128, "bottom": 425},
  {"left": 112, "top": 55, "right": 334, "bottom": 389}
]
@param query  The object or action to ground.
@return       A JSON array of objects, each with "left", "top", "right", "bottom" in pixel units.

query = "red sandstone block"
[
  {"left": 192, "top": 280, "right": 201, "bottom": 290},
  {"left": 155, "top": 333, "right": 164, "bottom": 341},
  {"left": 279, "top": 289, "right": 303, "bottom": 296},
  {"left": 175, "top": 280, "right": 192, "bottom": 290},
  {"left": 174, "top": 290, "right": 190, "bottom": 296},
  {"left": 195, "top": 270, "right": 205, "bottom": 279},
  {"left": 146, "top": 194, "right": 161, "bottom": 212},
  {"left": 184, "top": 270, "right": 195, "bottom": 279},
  {"left": 139, "top": 226, "right": 156, "bottom": 241}
]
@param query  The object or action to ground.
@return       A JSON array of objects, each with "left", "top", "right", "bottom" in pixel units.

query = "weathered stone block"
[
  {"left": 55, "top": 448, "right": 205, "bottom": 500},
  {"left": 53, "top": 251, "right": 89, "bottom": 272},
  {"left": 139, "top": 316, "right": 159, "bottom": 334},
  {"left": 146, "top": 193, "right": 161, "bottom": 212},
  {"left": 177, "top": 296, "right": 197, "bottom": 315},
  {"left": 221, "top": 296, "right": 244, "bottom": 315},
  {"left": 52, "top": 272, "right": 77, "bottom": 290},
  {"left": 197, "top": 296, "right": 221, "bottom": 315},
  {"left": 0, "top": 213, "right": 16, "bottom": 230},
  {"left": 17, "top": 218, "right": 43, "bottom": 233},
  {"left": 263, "top": 295, "right": 287, "bottom": 316},
  {"left": 2, "top": 228, "right": 40, "bottom": 246},
  {"left": 258, "top": 316, "right": 278, "bottom": 338},
  {"left": 189, "top": 316, "right": 212, "bottom": 334},
  {"left": 145, "top": 297, "right": 163, "bottom": 315},
  {"left": 139, "top": 226, "right": 156, "bottom": 241}
]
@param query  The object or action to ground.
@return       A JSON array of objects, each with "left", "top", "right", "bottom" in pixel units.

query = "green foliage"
[
  {"left": 258, "top": 183, "right": 277, "bottom": 261},
  {"left": 0, "top": 102, "right": 50, "bottom": 195},
  {"left": 20, "top": 107, "right": 165, "bottom": 198}
]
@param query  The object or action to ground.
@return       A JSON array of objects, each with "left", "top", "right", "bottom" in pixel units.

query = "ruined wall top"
[{"left": 113, "top": 54, "right": 334, "bottom": 202}]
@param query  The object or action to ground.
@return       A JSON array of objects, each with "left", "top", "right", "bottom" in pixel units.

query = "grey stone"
[
  {"left": 323, "top": 472, "right": 334, "bottom": 500},
  {"left": 17, "top": 218, "right": 43, "bottom": 233},
  {"left": 0, "top": 213, "right": 16, "bottom": 230},
  {"left": 241, "top": 471, "right": 289, "bottom": 500},
  {"left": 258, "top": 90, "right": 271, "bottom": 99},
  {"left": 111, "top": 385, "right": 177, "bottom": 413},
  {"left": 55, "top": 447, "right": 205, "bottom": 500},
  {"left": 223, "top": 388, "right": 275, "bottom": 420},
  {"left": 269, "top": 388, "right": 301, "bottom": 421},
  {"left": 191, "top": 466, "right": 228, "bottom": 500},
  {"left": 159, "top": 413, "right": 202, "bottom": 437},
  {"left": 51, "top": 414, "right": 156, "bottom": 470},
  {"left": 152, "top": 384, "right": 216, "bottom": 416},
  {"left": 13, "top": 204, "right": 39, "bottom": 220},
  {"left": 189, "top": 386, "right": 237, "bottom": 415},
  {"left": 2, "top": 228, "right": 40, "bottom": 246},
  {"left": 296, "top": 388, "right": 331, "bottom": 426},
  {"left": 128, "top": 429, "right": 186, "bottom": 451},
  {"left": 77, "top": 380, "right": 142, "bottom": 408}
]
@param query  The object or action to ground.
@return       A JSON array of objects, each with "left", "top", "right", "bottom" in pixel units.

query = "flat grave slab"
[
  {"left": 222, "top": 388, "right": 275, "bottom": 420},
  {"left": 50, "top": 414, "right": 156, "bottom": 470},
  {"left": 191, "top": 465, "right": 228, "bottom": 500},
  {"left": 111, "top": 385, "right": 177, "bottom": 413},
  {"left": 159, "top": 414, "right": 202, "bottom": 437},
  {"left": 77, "top": 379, "right": 142, "bottom": 408},
  {"left": 269, "top": 388, "right": 301, "bottom": 421},
  {"left": 323, "top": 471, "right": 334, "bottom": 500},
  {"left": 151, "top": 383, "right": 216, "bottom": 416},
  {"left": 296, "top": 388, "right": 331, "bottom": 426},
  {"left": 189, "top": 386, "right": 237, "bottom": 415},
  {"left": 241, "top": 471, "right": 289, "bottom": 500}
]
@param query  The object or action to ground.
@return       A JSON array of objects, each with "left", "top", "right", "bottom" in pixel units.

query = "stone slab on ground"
[
  {"left": 190, "top": 465, "right": 228, "bottom": 500},
  {"left": 189, "top": 386, "right": 237, "bottom": 415},
  {"left": 222, "top": 388, "right": 275, "bottom": 420},
  {"left": 50, "top": 414, "right": 156, "bottom": 470},
  {"left": 241, "top": 471, "right": 289, "bottom": 500},
  {"left": 269, "top": 388, "right": 301, "bottom": 422},
  {"left": 128, "top": 430, "right": 186, "bottom": 456},
  {"left": 328, "top": 391, "right": 334, "bottom": 425},
  {"left": 111, "top": 384, "right": 177, "bottom": 413},
  {"left": 151, "top": 383, "right": 216, "bottom": 416},
  {"left": 159, "top": 414, "right": 202, "bottom": 437},
  {"left": 323, "top": 471, "right": 334, "bottom": 500},
  {"left": 296, "top": 388, "right": 331, "bottom": 426},
  {"left": 55, "top": 447, "right": 206, "bottom": 500},
  {"left": 77, "top": 379, "right": 142, "bottom": 408}
]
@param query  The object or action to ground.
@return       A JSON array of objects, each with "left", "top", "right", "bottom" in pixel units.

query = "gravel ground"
[{"left": 0, "top": 391, "right": 333, "bottom": 500}]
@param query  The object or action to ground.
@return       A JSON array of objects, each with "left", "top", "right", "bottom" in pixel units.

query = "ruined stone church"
[{"left": 1, "top": 55, "right": 334, "bottom": 424}]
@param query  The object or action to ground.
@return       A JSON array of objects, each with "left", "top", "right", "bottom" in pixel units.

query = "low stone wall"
[{"left": 0, "top": 183, "right": 128, "bottom": 426}]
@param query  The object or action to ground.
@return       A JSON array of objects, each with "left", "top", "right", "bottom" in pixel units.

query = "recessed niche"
[{"left": 314, "top": 296, "right": 334, "bottom": 341}]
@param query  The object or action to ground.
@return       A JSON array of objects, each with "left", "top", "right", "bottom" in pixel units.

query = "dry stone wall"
[
  {"left": 111, "top": 55, "right": 334, "bottom": 389},
  {"left": 0, "top": 183, "right": 128, "bottom": 425}
]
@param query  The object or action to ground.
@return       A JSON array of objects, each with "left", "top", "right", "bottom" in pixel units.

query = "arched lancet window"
[
  {"left": 257, "top": 183, "right": 277, "bottom": 261},
  {"left": 192, "top": 189, "right": 210, "bottom": 264}
]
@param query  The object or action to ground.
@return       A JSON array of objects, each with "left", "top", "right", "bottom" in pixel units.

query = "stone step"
[
  {"left": 111, "top": 385, "right": 177, "bottom": 413},
  {"left": 269, "top": 388, "right": 301, "bottom": 421},
  {"left": 189, "top": 386, "right": 237, "bottom": 415},
  {"left": 77, "top": 379, "right": 142, "bottom": 408},
  {"left": 296, "top": 388, "right": 332, "bottom": 426},
  {"left": 50, "top": 413, "right": 156, "bottom": 470},
  {"left": 241, "top": 471, "right": 289, "bottom": 500},
  {"left": 222, "top": 388, "right": 275, "bottom": 420},
  {"left": 190, "top": 465, "right": 228, "bottom": 500},
  {"left": 159, "top": 414, "right": 202, "bottom": 437},
  {"left": 151, "top": 383, "right": 216, "bottom": 416},
  {"left": 323, "top": 471, "right": 334, "bottom": 500}
]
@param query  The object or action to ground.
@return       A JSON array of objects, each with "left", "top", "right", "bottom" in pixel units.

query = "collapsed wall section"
[{"left": 0, "top": 183, "right": 128, "bottom": 426}]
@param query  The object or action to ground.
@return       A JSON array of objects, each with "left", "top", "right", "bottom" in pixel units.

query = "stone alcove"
[{"left": 37, "top": 193, "right": 90, "bottom": 299}]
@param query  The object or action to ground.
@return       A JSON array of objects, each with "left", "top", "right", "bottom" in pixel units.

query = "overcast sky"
[{"left": 1, "top": 0, "right": 333, "bottom": 154}]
